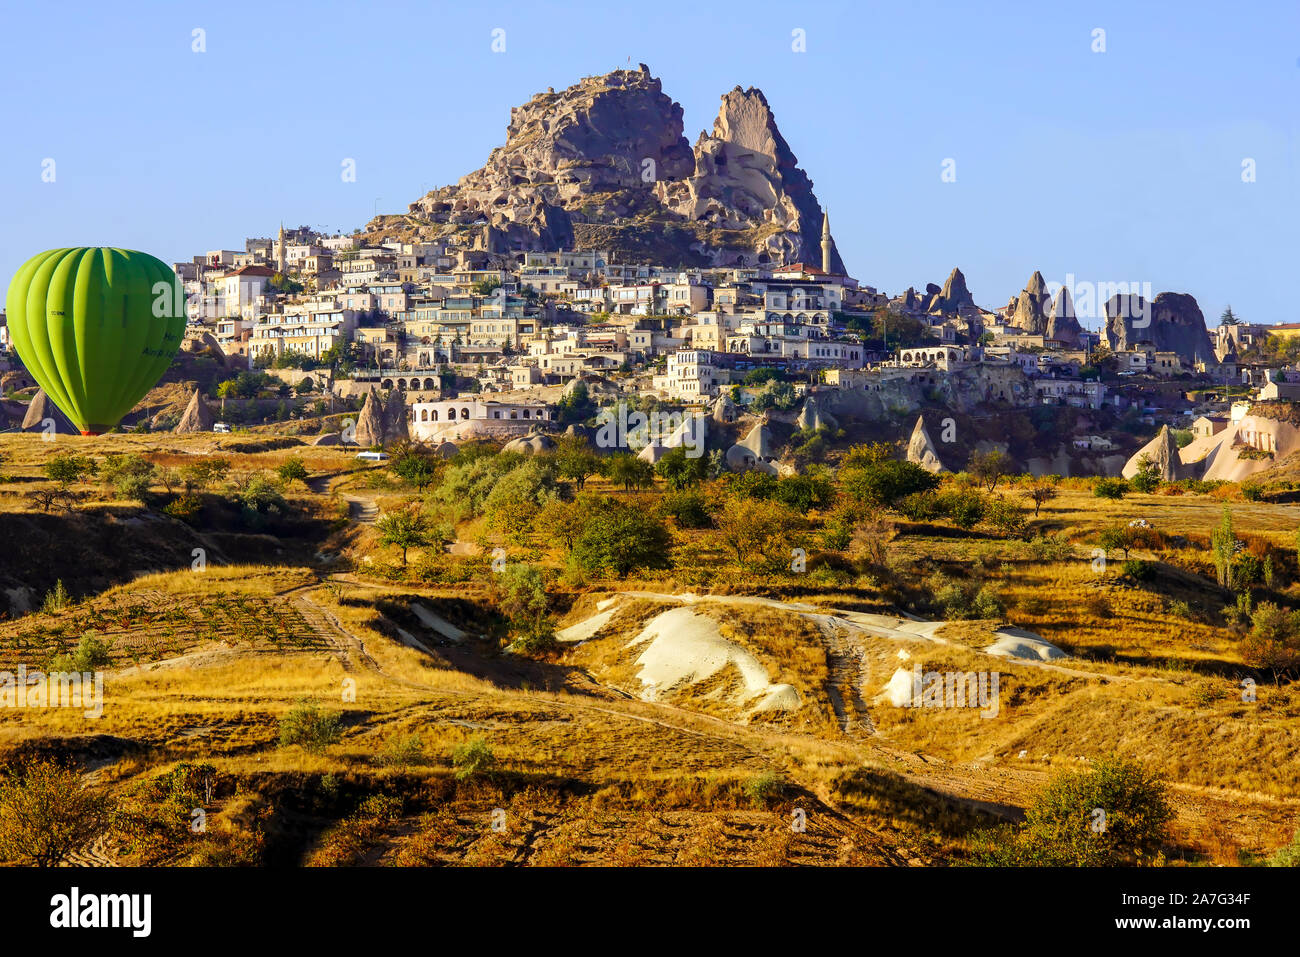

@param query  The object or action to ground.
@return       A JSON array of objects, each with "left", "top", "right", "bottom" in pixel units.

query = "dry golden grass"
[
  {"left": 1038, "top": 487, "right": 1299, "bottom": 541},
  {"left": 3, "top": 430, "right": 1300, "bottom": 865}
]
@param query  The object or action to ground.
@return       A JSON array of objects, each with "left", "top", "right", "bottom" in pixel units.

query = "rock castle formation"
[{"left": 389, "top": 66, "right": 842, "bottom": 271}]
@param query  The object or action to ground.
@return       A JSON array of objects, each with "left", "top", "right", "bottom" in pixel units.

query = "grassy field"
[{"left": 2, "top": 430, "right": 1299, "bottom": 867}]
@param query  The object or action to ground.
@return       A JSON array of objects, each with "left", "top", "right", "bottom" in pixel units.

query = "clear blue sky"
[{"left": 2, "top": 0, "right": 1296, "bottom": 329}]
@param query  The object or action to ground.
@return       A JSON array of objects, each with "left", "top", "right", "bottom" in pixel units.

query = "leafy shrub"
[
  {"left": 380, "top": 732, "right": 425, "bottom": 769},
  {"left": 115, "top": 473, "right": 152, "bottom": 503},
  {"left": 44, "top": 452, "right": 98, "bottom": 486},
  {"left": 1189, "top": 681, "right": 1218, "bottom": 708},
  {"left": 112, "top": 762, "right": 218, "bottom": 858},
  {"left": 1268, "top": 830, "right": 1300, "bottom": 866},
  {"left": 927, "top": 574, "right": 1003, "bottom": 620},
  {"left": 495, "top": 564, "right": 555, "bottom": 652},
  {"left": 232, "top": 472, "right": 288, "bottom": 515},
  {"left": 1024, "top": 533, "right": 1073, "bottom": 562},
  {"left": 451, "top": 737, "right": 496, "bottom": 779},
  {"left": 659, "top": 490, "right": 712, "bottom": 528},
  {"left": 897, "top": 491, "right": 941, "bottom": 522},
  {"left": 744, "top": 771, "right": 786, "bottom": 807},
  {"left": 388, "top": 444, "right": 441, "bottom": 488},
  {"left": 936, "top": 487, "right": 988, "bottom": 529},
  {"left": 726, "top": 470, "right": 778, "bottom": 501},
  {"left": 1241, "top": 481, "right": 1265, "bottom": 502},
  {"left": 164, "top": 494, "right": 203, "bottom": 524},
  {"left": 48, "top": 633, "right": 113, "bottom": 673},
  {"left": 1083, "top": 595, "right": 1112, "bottom": 618},
  {"left": 40, "top": 580, "right": 71, "bottom": 615},
  {"left": 1240, "top": 602, "right": 1300, "bottom": 680},
  {"left": 276, "top": 457, "right": 309, "bottom": 484},
  {"left": 1130, "top": 456, "right": 1161, "bottom": 494},
  {"left": 819, "top": 515, "right": 854, "bottom": 551},
  {"left": 973, "top": 755, "right": 1171, "bottom": 866},
  {"left": 278, "top": 699, "right": 343, "bottom": 752},
  {"left": 654, "top": 446, "right": 708, "bottom": 491},
  {"left": 571, "top": 498, "right": 671, "bottom": 577},
  {"left": 714, "top": 497, "right": 805, "bottom": 572},
  {"left": 1094, "top": 478, "right": 1129, "bottom": 500},
  {"left": 1121, "top": 559, "right": 1155, "bottom": 582},
  {"left": 983, "top": 498, "right": 1027, "bottom": 538},
  {"left": 842, "top": 460, "right": 940, "bottom": 510},
  {"left": 773, "top": 473, "right": 835, "bottom": 512},
  {"left": 970, "top": 585, "right": 1004, "bottom": 619}
]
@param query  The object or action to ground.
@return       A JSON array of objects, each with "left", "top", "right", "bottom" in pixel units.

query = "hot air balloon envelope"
[{"left": 5, "top": 247, "right": 187, "bottom": 434}]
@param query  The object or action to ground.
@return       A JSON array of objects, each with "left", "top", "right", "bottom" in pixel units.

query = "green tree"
[
  {"left": 276, "top": 457, "right": 309, "bottom": 485},
  {"left": 1130, "top": 455, "right": 1161, "bottom": 494},
  {"left": 376, "top": 509, "right": 432, "bottom": 566},
  {"left": 773, "top": 473, "right": 835, "bottom": 512},
  {"left": 1210, "top": 506, "right": 1236, "bottom": 589},
  {"left": 841, "top": 442, "right": 895, "bottom": 469},
  {"left": 44, "top": 453, "right": 97, "bottom": 486},
  {"left": 742, "top": 367, "right": 784, "bottom": 386},
  {"left": 269, "top": 272, "right": 303, "bottom": 295},
  {"left": 0, "top": 758, "right": 111, "bottom": 867},
  {"left": 1240, "top": 602, "right": 1300, "bottom": 683},
  {"left": 968, "top": 449, "right": 1009, "bottom": 492},
  {"left": 389, "top": 444, "right": 440, "bottom": 489},
  {"left": 843, "top": 460, "right": 941, "bottom": 510},
  {"left": 232, "top": 473, "right": 287, "bottom": 515},
  {"left": 714, "top": 497, "right": 803, "bottom": 571},
  {"left": 750, "top": 379, "right": 797, "bottom": 412},
  {"left": 658, "top": 489, "right": 712, "bottom": 529},
  {"left": 570, "top": 498, "right": 671, "bottom": 577},
  {"left": 180, "top": 457, "right": 230, "bottom": 492},
  {"left": 605, "top": 453, "right": 655, "bottom": 492},
  {"left": 1093, "top": 478, "right": 1129, "bottom": 500},
  {"left": 936, "top": 487, "right": 988, "bottom": 529},
  {"left": 553, "top": 434, "right": 602, "bottom": 489},
  {"left": 983, "top": 497, "right": 1027, "bottom": 538},
  {"left": 495, "top": 564, "right": 554, "bottom": 651},
  {"left": 655, "top": 446, "right": 708, "bottom": 491},
  {"left": 534, "top": 498, "right": 590, "bottom": 551},
  {"left": 1023, "top": 478, "right": 1058, "bottom": 517},
  {"left": 216, "top": 379, "right": 237, "bottom": 414},
  {"left": 1097, "top": 524, "right": 1142, "bottom": 560}
]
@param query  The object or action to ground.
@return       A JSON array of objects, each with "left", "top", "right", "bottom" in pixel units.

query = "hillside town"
[
  {"left": 93, "top": 208, "right": 1292, "bottom": 480},
  {"left": 3, "top": 64, "right": 1299, "bottom": 484}
]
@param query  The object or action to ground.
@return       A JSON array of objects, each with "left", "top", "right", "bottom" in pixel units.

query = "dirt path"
[
  {"left": 63, "top": 834, "right": 117, "bottom": 868},
  {"left": 821, "top": 622, "right": 874, "bottom": 735},
  {"left": 306, "top": 471, "right": 380, "bottom": 525}
]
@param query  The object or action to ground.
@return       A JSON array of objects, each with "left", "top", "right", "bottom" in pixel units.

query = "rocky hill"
[
  {"left": 1105, "top": 291, "right": 1215, "bottom": 364},
  {"left": 379, "top": 65, "right": 844, "bottom": 271}
]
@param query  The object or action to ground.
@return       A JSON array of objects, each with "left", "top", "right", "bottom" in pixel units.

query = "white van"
[
  {"left": 213, "top": 422, "right": 231, "bottom": 434},
  {"left": 355, "top": 451, "right": 389, "bottom": 462}
]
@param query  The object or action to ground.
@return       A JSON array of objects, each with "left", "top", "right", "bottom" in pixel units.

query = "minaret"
[
  {"left": 820, "top": 211, "right": 832, "bottom": 274},
  {"left": 277, "top": 223, "right": 286, "bottom": 274}
]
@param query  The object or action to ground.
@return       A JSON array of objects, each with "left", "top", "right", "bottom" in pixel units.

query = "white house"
[{"left": 409, "top": 398, "right": 553, "bottom": 442}]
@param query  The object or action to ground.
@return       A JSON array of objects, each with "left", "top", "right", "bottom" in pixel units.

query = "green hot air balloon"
[{"left": 5, "top": 248, "right": 187, "bottom": 435}]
